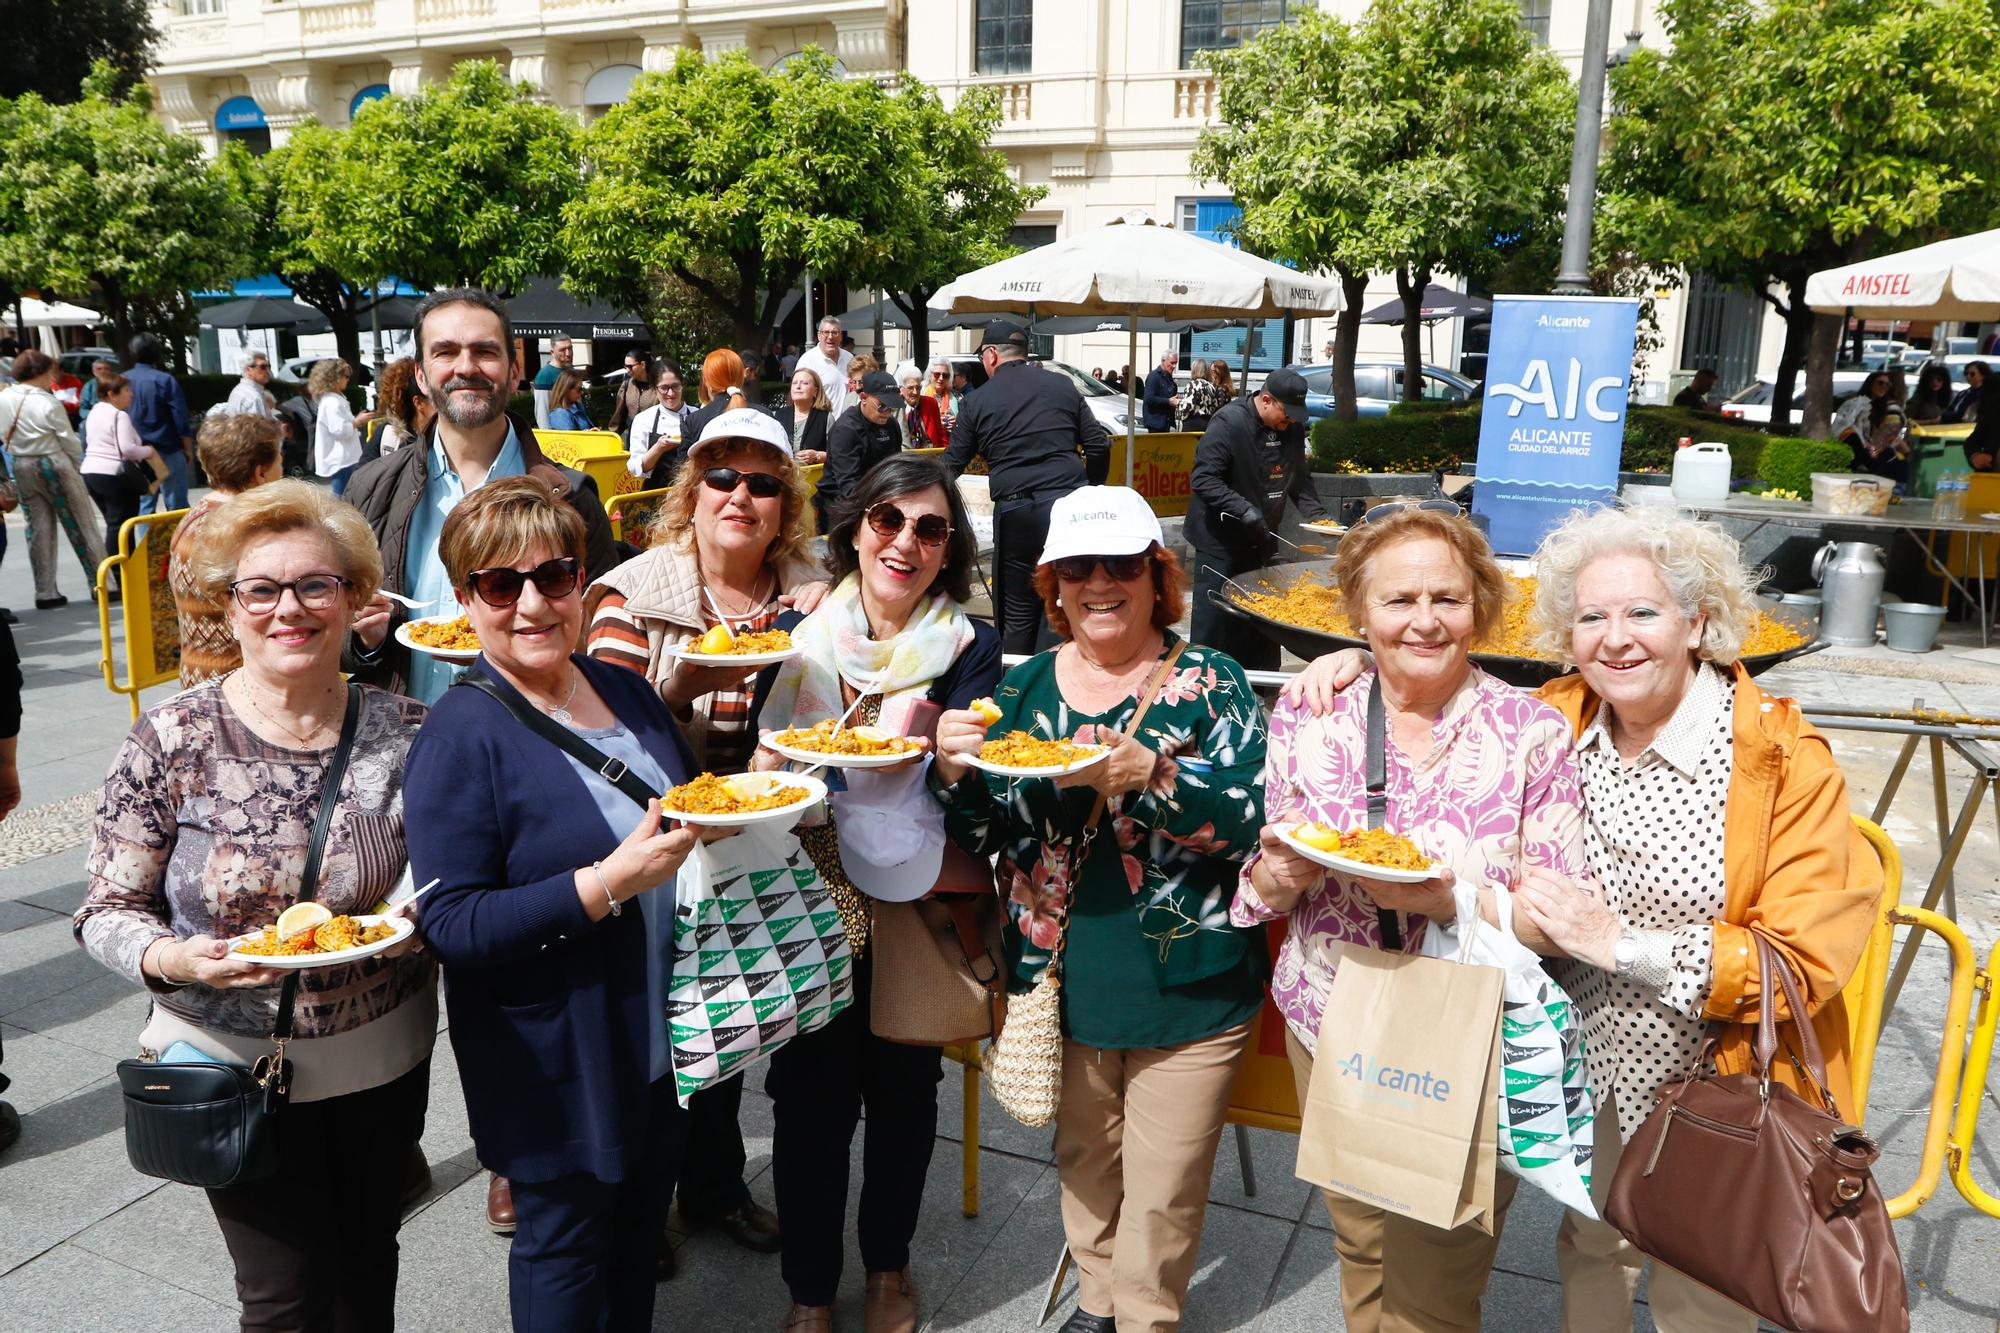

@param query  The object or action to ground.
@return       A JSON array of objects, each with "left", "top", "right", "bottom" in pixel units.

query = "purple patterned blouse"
[{"left": 1232, "top": 667, "right": 1587, "bottom": 1055}]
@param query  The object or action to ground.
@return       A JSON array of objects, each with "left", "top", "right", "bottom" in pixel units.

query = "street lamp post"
[{"left": 1554, "top": 0, "right": 1618, "bottom": 295}]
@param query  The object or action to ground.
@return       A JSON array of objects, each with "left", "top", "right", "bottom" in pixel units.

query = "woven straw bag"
[{"left": 984, "top": 644, "right": 1187, "bottom": 1128}]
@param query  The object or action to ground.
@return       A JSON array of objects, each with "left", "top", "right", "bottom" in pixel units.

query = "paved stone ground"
[{"left": 2, "top": 502, "right": 1998, "bottom": 1332}]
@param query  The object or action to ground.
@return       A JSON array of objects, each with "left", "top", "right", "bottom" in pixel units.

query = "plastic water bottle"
[{"left": 1936, "top": 471, "right": 1969, "bottom": 521}]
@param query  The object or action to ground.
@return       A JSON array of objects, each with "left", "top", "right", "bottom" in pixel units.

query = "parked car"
[
  {"left": 942, "top": 353, "right": 1137, "bottom": 437},
  {"left": 1288, "top": 360, "right": 1476, "bottom": 422},
  {"left": 58, "top": 346, "right": 118, "bottom": 377},
  {"left": 1719, "top": 371, "right": 1872, "bottom": 424},
  {"left": 273, "top": 355, "right": 374, "bottom": 387}
]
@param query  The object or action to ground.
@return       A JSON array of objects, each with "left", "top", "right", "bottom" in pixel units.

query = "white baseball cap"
[
  {"left": 1039, "top": 486, "right": 1164, "bottom": 565},
  {"left": 693, "top": 406, "right": 793, "bottom": 459}
]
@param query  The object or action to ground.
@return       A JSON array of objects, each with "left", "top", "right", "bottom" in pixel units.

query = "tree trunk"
[
  {"left": 100, "top": 275, "right": 131, "bottom": 365},
  {"left": 891, "top": 290, "right": 933, "bottom": 369},
  {"left": 1802, "top": 312, "right": 1844, "bottom": 439},
  {"left": 1331, "top": 265, "right": 1370, "bottom": 424},
  {"left": 1396, "top": 264, "right": 1430, "bottom": 402},
  {"left": 1768, "top": 290, "right": 1815, "bottom": 434}
]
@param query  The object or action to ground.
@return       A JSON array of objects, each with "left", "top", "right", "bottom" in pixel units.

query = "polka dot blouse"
[{"left": 1556, "top": 662, "right": 1734, "bottom": 1143}]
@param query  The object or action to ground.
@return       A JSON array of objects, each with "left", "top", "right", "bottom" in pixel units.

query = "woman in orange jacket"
[{"left": 1285, "top": 506, "right": 1880, "bottom": 1332}]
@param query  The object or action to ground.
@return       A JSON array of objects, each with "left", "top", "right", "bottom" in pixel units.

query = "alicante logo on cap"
[
  {"left": 1070, "top": 510, "right": 1122, "bottom": 524},
  {"left": 1334, "top": 1051, "right": 1453, "bottom": 1103}
]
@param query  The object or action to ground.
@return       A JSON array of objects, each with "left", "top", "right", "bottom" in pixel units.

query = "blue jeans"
[
  {"left": 140, "top": 450, "right": 190, "bottom": 513},
  {"left": 329, "top": 464, "right": 357, "bottom": 498}
]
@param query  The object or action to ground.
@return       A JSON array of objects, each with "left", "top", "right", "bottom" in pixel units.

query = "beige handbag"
[{"left": 986, "top": 643, "right": 1186, "bottom": 1128}]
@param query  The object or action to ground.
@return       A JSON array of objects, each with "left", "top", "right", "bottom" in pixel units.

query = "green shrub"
[
  {"left": 1309, "top": 402, "right": 1778, "bottom": 478},
  {"left": 1753, "top": 436, "right": 1852, "bottom": 494},
  {"left": 1622, "top": 407, "right": 1768, "bottom": 479}
]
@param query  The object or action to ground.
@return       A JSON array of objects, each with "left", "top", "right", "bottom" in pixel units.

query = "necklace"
[
  {"left": 235, "top": 675, "right": 338, "bottom": 750},
  {"left": 535, "top": 667, "right": 581, "bottom": 726},
  {"left": 701, "top": 570, "right": 773, "bottom": 625}
]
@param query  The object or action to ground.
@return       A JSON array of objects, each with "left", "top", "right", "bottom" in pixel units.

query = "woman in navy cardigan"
[{"left": 404, "top": 477, "right": 700, "bottom": 1332}]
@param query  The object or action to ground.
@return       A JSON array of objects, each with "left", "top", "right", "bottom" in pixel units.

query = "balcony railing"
[
  {"left": 300, "top": 0, "right": 374, "bottom": 33},
  {"left": 416, "top": 0, "right": 495, "bottom": 19}
]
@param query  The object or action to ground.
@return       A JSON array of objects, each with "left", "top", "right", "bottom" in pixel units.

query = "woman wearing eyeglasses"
[
  {"left": 77, "top": 480, "right": 435, "bottom": 1331},
  {"left": 754, "top": 454, "right": 1001, "bottom": 1333},
  {"left": 404, "top": 476, "right": 704, "bottom": 1332},
  {"left": 930, "top": 486, "right": 1271, "bottom": 1333}
]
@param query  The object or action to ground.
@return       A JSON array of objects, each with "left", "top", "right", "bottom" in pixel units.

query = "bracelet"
[
  {"left": 146, "top": 939, "right": 174, "bottom": 986},
  {"left": 592, "top": 860, "right": 621, "bottom": 917}
]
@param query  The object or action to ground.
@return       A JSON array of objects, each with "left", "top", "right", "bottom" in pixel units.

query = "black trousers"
[
  {"left": 1189, "top": 552, "right": 1279, "bottom": 671},
  {"left": 205, "top": 1058, "right": 431, "bottom": 1333},
  {"left": 83, "top": 471, "right": 142, "bottom": 561},
  {"left": 992, "top": 495, "right": 1064, "bottom": 656},
  {"left": 674, "top": 1073, "right": 750, "bottom": 1220},
  {"left": 766, "top": 957, "right": 943, "bottom": 1306},
  {"left": 507, "top": 1075, "right": 685, "bottom": 1333}
]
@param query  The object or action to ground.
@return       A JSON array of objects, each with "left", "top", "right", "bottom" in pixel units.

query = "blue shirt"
[
  {"left": 402, "top": 426, "right": 526, "bottom": 704},
  {"left": 123, "top": 364, "right": 190, "bottom": 454},
  {"left": 558, "top": 720, "right": 674, "bottom": 1082},
  {"left": 548, "top": 404, "right": 593, "bottom": 431}
]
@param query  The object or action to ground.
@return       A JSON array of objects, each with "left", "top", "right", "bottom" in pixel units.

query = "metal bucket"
[{"left": 1881, "top": 602, "right": 1947, "bottom": 653}]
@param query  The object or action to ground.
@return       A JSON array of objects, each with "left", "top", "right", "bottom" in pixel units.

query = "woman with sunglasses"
[
  {"left": 77, "top": 480, "right": 435, "bottom": 1331},
  {"left": 1831, "top": 370, "right": 1908, "bottom": 484},
  {"left": 754, "top": 454, "right": 1001, "bottom": 1333},
  {"left": 405, "top": 476, "right": 705, "bottom": 1332},
  {"left": 930, "top": 486, "right": 1272, "bottom": 1333}
]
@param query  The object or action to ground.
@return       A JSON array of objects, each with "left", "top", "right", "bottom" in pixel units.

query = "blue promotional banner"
[{"left": 1471, "top": 295, "right": 1640, "bottom": 555}]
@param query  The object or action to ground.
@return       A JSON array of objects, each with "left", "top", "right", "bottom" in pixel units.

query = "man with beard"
[{"left": 345, "top": 287, "right": 616, "bottom": 706}]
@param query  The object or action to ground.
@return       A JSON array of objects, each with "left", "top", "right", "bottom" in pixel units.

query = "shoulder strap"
[
  {"left": 455, "top": 668, "right": 657, "bottom": 812},
  {"left": 271, "top": 684, "right": 364, "bottom": 1044},
  {"left": 1364, "top": 678, "right": 1404, "bottom": 950}
]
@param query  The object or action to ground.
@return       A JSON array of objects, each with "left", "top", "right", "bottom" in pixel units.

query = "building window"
[
  {"left": 975, "top": 0, "right": 1034, "bottom": 76},
  {"left": 1519, "top": 0, "right": 1552, "bottom": 45},
  {"left": 1181, "top": 0, "right": 1287, "bottom": 68},
  {"left": 175, "top": 0, "right": 225, "bottom": 13}
]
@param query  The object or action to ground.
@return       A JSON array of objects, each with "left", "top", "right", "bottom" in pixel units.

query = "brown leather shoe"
[
  {"left": 778, "top": 1304, "right": 832, "bottom": 1332},
  {"left": 486, "top": 1172, "right": 517, "bottom": 1235},
  {"left": 863, "top": 1267, "right": 917, "bottom": 1333}
]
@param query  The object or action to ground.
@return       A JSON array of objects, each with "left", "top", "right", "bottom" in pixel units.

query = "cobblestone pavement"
[{"left": 2, "top": 503, "right": 1997, "bottom": 1331}]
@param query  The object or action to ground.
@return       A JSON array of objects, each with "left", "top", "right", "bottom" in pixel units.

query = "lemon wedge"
[
  {"left": 851, "top": 725, "right": 896, "bottom": 744},
  {"left": 276, "top": 902, "right": 333, "bottom": 940},
  {"left": 970, "top": 697, "right": 1003, "bottom": 726},
  {"left": 1291, "top": 823, "right": 1343, "bottom": 853},
  {"left": 723, "top": 773, "right": 777, "bottom": 802},
  {"left": 696, "top": 624, "right": 736, "bottom": 654}
]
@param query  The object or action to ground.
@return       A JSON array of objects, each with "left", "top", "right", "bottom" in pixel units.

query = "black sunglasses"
[
  {"left": 1051, "top": 553, "right": 1151, "bottom": 583},
  {"left": 1362, "top": 499, "right": 1462, "bottom": 525},
  {"left": 702, "top": 467, "right": 785, "bottom": 500},
  {"left": 465, "top": 556, "right": 580, "bottom": 608},
  {"left": 866, "top": 502, "right": 953, "bottom": 548}
]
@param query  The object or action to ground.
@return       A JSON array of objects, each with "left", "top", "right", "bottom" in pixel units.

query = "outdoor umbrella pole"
[{"left": 1125, "top": 312, "right": 1139, "bottom": 488}]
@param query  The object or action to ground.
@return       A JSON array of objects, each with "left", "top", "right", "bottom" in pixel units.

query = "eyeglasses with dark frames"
[
  {"left": 865, "top": 502, "right": 953, "bottom": 548},
  {"left": 1050, "top": 553, "right": 1152, "bottom": 584},
  {"left": 228, "top": 573, "right": 348, "bottom": 614},
  {"left": 464, "top": 556, "right": 580, "bottom": 608},
  {"left": 701, "top": 467, "right": 785, "bottom": 500}
]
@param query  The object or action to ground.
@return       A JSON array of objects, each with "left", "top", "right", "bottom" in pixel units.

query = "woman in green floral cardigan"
[{"left": 932, "top": 487, "right": 1267, "bottom": 1333}]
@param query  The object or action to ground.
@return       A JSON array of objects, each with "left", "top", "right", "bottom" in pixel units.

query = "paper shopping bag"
[{"left": 1294, "top": 942, "right": 1504, "bottom": 1233}]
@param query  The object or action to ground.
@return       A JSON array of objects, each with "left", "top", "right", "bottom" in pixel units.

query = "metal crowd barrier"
[{"left": 95, "top": 508, "right": 190, "bottom": 721}]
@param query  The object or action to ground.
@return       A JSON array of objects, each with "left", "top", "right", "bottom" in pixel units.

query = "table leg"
[{"left": 1870, "top": 731, "right": 1922, "bottom": 827}]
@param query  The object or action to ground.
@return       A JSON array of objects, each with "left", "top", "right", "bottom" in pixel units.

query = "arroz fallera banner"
[{"left": 1471, "top": 295, "right": 1641, "bottom": 555}]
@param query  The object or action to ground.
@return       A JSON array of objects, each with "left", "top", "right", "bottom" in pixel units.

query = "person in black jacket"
[
  {"left": 1184, "top": 367, "right": 1327, "bottom": 669},
  {"left": 822, "top": 369, "right": 905, "bottom": 515},
  {"left": 943, "top": 320, "right": 1111, "bottom": 653},
  {"left": 1142, "top": 351, "right": 1181, "bottom": 432},
  {"left": 0, "top": 615, "right": 18, "bottom": 1154}
]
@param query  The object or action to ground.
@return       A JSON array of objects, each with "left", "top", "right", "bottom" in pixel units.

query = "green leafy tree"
[
  {"left": 852, "top": 82, "right": 1045, "bottom": 367},
  {"left": 563, "top": 48, "right": 912, "bottom": 348},
  {"left": 343, "top": 61, "right": 581, "bottom": 296},
  {"left": 0, "top": 63, "right": 249, "bottom": 355},
  {"left": 1195, "top": 1, "right": 1573, "bottom": 419},
  {"left": 0, "top": 0, "right": 157, "bottom": 102},
  {"left": 1600, "top": 0, "right": 2000, "bottom": 434}
]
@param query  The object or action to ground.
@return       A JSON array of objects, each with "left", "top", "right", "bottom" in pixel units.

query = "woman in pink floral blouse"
[{"left": 1231, "top": 504, "right": 1585, "bottom": 1333}]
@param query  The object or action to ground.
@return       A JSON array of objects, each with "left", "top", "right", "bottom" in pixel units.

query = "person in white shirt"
[
  {"left": 792, "top": 316, "right": 854, "bottom": 420},
  {"left": 309, "top": 358, "right": 362, "bottom": 497},
  {"left": 627, "top": 360, "right": 691, "bottom": 489},
  {"left": 222, "top": 354, "right": 278, "bottom": 418}
]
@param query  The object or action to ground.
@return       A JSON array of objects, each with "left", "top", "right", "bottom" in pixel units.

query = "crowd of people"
[{"left": 49, "top": 286, "right": 1894, "bottom": 1333}]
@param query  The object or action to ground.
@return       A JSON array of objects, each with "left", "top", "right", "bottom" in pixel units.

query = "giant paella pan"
[{"left": 1213, "top": 558, "right": 1826, "bottom": 689}]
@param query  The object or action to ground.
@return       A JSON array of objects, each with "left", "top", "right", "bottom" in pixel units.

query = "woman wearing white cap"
[
  {"left": 931, "top": 485, "right": 1271, "bottom": 1333},
  {"left": 754, "top": 453, "right": 1003, "bottom": 1333},
  {"left": 581, "top": 405, "right": 827, "bottom": 1275}
]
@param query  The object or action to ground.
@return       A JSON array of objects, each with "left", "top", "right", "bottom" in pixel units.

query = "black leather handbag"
[{"left": 116, "top": 685, "right": 362, "bottom": 1190}]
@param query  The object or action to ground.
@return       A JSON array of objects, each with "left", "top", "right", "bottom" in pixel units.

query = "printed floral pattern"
[{"left": 1233, "top": 667, "right": 1587, "bottom": 1055}]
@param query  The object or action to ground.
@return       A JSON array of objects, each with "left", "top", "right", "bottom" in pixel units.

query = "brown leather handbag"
[
  {"left": 868, "top": 842, "right": 1006, "bottom": 1046},
  {"left": 1605, "top": 935, "right": 1908, "bottom": 1333}
]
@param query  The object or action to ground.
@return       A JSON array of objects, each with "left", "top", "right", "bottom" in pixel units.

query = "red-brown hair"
[
  {"left": 1031, "top": 544, "right": 1189, "bottom": 640},
  {"left": 700, "top": 348, "right": 743, "bottom": 405}
]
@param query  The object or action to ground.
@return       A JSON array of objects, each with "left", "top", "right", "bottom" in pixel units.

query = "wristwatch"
[{"left": 1613, "top": 926, "right": 1640, "bottom": 978}]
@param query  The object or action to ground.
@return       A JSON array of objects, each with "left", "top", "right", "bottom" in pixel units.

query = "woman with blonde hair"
[
  {"left": 1176, "top": 357, "right": 1224, "bottom": 433},
  {"left": 776, "top": 365, "right": 833, "bottom": 465},
  {"left": 547, "top": 369, "right": 594, "bottom": 431},
  {"left": 308, "top": 358, "right": 362, "bottom": 497}
]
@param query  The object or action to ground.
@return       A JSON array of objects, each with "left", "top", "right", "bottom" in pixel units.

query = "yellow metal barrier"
[
  {"left": 1948, "top": 938, "right": 2000, "bottom": 1217},
  {"left": 535, "top": 428, "right": 642, "bottom": 504},
  {"left": 1878, "top": 904, "right": 1978, "bottom": 1219},
  {"left": 96, "top": 508, "right": 189, "bottom": 720},
  {"left": 1847, "top": 818, "right": 1903, "bottom": 1116},
  {"left": 606, "top": 487, "right": 673, "bottom": 548}
]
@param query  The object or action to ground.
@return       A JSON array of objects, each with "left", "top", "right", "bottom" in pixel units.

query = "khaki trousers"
[
  {"left": 1286, "top": 1029, "right": 1520, "bottom": 1333},
  {"left": 1054, "top": 1022, "right": 1253, "bottom": 1333},
  {"left": 1555, "top": 1097, "right": 1759, "bottom": 1332},
  {"left": 13, "top": 453, "right": 105, "bottom": 601}
]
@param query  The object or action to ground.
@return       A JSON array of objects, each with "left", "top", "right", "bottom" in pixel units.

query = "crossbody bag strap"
[
  {"left": 1365, "top": 679, "right": 1404, "bottom": 950},
  {"left": 455, "top": 668, "right": 657, "bottom": 812},
  {"left": 268, "top": 684, "right": 364, "bottom": 1054},
  {"left": 1050, "top": 638, "right": 1191, "bottom": 973}
]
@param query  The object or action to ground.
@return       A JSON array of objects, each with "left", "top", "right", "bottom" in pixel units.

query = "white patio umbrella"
[
  {"left": 928, "top": 209, "right": 1347, "bottom": 483},
  {"left": 3, "top": 297, "right": 102, "bottom": 328},
  {"left": 1805, "top": 227, "right": 2000, "bottom": 319}
]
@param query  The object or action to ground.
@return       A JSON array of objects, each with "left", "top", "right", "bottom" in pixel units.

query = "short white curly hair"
[{"left": 1530, "top": 506, "right": 1764, "bottom": 667}]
